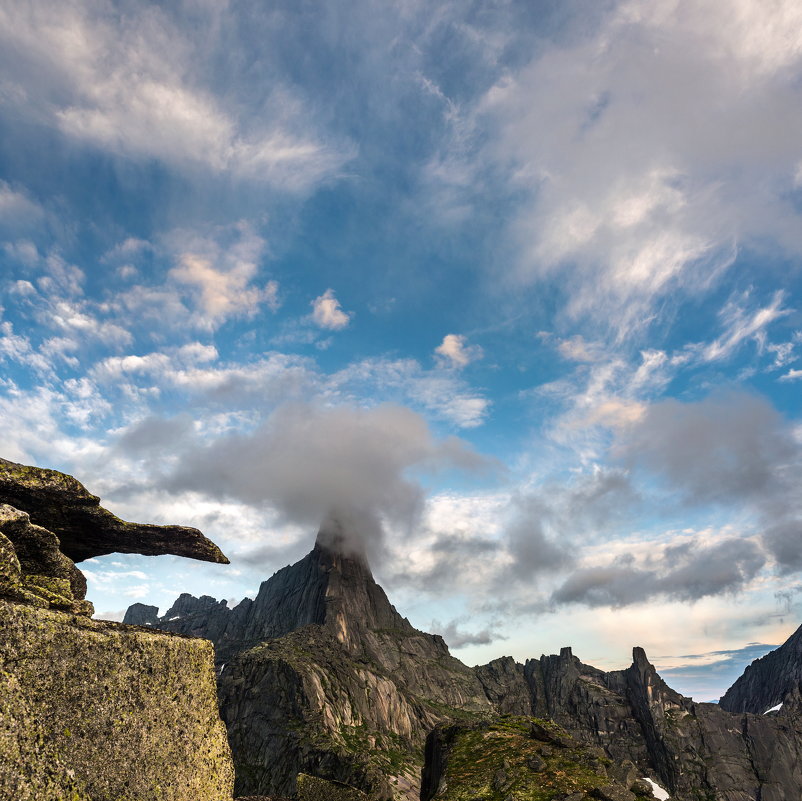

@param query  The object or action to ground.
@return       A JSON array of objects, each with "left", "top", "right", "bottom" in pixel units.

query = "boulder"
[{"left": 0, "top": 599, "right": 235, "bottom": 801}]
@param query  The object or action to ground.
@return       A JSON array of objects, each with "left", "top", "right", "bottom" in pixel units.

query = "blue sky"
[{"left": 2, "top": 0, "right": 802, "bottom": 699}]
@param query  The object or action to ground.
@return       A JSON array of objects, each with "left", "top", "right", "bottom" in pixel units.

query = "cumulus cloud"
[
  {"left": 170, "top": 255, "right": 278, "bottom": 326},
  {"left": 552, "top": 537, "right": 766, "bottom": 607},
  {"left": 311, "top": 289, "right": 351, "bottom": 330},
  {"left": 110, "top": 223, "right": 280, "bottom": 331},
  {"left": 434, "top": 334, "right": 483, "bottom": 369},
  {"left": 163, "top": 402, "right": 491, "bottom": 561}
]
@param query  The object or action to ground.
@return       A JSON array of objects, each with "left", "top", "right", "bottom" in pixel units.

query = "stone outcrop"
[
  {"left": 0, "top": 599, "right": 235, "bottom": 801},
  {"left": 719, "top": 623, "right": 802, "bottom": 714},
  {"left": 0, "top": 503, "right": 93, "bottom": 615},
  {"left": 0, "top": 458, "right": 236, "bottom": 800},
  {"left": 0, "top": 457, "right": 228, "bottom": 563}
]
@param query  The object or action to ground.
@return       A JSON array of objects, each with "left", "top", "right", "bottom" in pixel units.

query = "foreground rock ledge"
[
  {"left": 0, "top": 458, "right": 229, "bottom": 564},
  {"left": 0, "top": 599, "right": 235, "bottom": 801}
]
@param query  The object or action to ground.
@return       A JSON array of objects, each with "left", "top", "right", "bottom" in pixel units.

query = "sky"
[{"left": 2, "top": 0, "right": 802, "bottom": 701}]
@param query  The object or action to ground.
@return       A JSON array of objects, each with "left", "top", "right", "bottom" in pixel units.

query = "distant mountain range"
[{"left": 127, "top": 520, "right": 802, "bottom": 800}]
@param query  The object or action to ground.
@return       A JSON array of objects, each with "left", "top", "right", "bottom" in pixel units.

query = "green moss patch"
[{"left": 431, "top": 715, "right": 640, "bottom": 801}]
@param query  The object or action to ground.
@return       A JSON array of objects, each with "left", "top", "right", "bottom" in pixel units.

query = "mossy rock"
[
  {"left": 0, "top": 669, "right": 92, "bottom": 801},
  {"left": 0, "top": 600, "right": 235, "bottom": 801},
  {"left": 296, "top": 773, "right": 368, "bottom": 801},
  {"left": 0, "top": 528, "right": 24, "bottom": 598},
  {"left": 423, "top": 715, "right": 640, "bottom": 801},
  {"left": 0, "top": 504, "right": 92, "bottom": 614}
]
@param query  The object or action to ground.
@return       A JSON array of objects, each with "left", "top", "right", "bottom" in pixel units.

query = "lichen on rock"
[
  {"left": 0, "top": 599, "right": 235, "bottom": 801},
  {"left": 0, "top": 504, "right": 92, "bottom": 615}
]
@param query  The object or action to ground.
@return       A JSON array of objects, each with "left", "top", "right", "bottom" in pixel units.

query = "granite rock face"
[
  {"left": 0, "top": 503, "right": 93, "bottom": 615},
  {"left": 0, "top": 599, "right": 235, "bottom": 801},
  {"left": 720, "top": 623, "right": 802, "bottom": 714},
  {"left": 0, "top": 457, "right": 228, "bottom": 563}
]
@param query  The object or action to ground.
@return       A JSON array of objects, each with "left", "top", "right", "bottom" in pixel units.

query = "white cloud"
[
  {"left": 311, "top": 288, "right": 351, "bottom": 330},
  {"left": 332, "top": 357, "right": 490, "bottom": 429},
  {"left": 702, "top": 290, "right": 790, "bottom": 362},
  {"left": 111, "top": 223, "right": 280, "bottom": 332},
  {"left": 781, "top": 368, "right": 802, "bottom": 381},
  {"left": 434, "top": 333, "right": 483, "bottom": 369},
  {"left": 556, "top": 335, "right": 605, "bottom": 363},
  {"left": 436, "top": 0, "right": 802, "bottom": 337},
  {"left": 0, "top": 1, "right": 352, "bottom": 189},
  {"left": 170, "top": 255, "right": 278, "bottom": 325},
  {"left": 0, "top": 181, "right": 43, "bottom": 226}
]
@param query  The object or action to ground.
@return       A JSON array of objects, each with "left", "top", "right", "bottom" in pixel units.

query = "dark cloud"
[
  {"left": 612, "top": 390, "right": 802, "bottom": 576},
  {"left": 430, "top": 618, "right": 507, "bottom": 649},
  {"left": 115, "top": 414, "right": 195, "bottom": 454},
  {"left": 503, "top": 471, "right": 635, "bottom": 582},
  {"left": 164, "top": 402, "right": 493, "bottom": 561},
  {"left": 614, "top": 391, "right": 795, "bottom": 506},
  {"left": 386, "top": 468, "right": 634, "bottom": 598},
  {"left": 551, "top": 538, "right": 765, "bottom": 607}
]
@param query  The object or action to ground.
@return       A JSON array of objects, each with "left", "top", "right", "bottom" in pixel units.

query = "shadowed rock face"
[
  {"left": 480, "top": 645, "right": 802, "bottom": 801},
  {"left": 143, "top": 524, "right": 491, "bottom": 800},
  {"left": 720, "top": 624, "right": 802, "bottom": 714},
  {"left": 0, "top": 458, "right": 228, "bottom": 564}
]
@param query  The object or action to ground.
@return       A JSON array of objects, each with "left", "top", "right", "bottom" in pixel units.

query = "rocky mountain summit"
[
  {"left": 719, "top": 623, "right": 802, "bottom": 715},
  {"left": 138, "top": 520, "right": 802, "bottom": 801},
  {"left": 135, "top": 518, "right": 491, "bottom": 799}
]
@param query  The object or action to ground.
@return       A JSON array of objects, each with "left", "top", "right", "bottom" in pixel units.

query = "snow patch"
[
  {"left": 167, "top": 616, "right": 180, "bottom": 621},
  {"left": 765, "top": 702, "right": 783, "bottom": 714},
  {"left": 642, "top": 777, "right": 670, "bottom": 800}
]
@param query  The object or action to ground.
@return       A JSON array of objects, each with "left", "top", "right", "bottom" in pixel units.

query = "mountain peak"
[{"left": 314, "top": 513, "right": 370, "bottom": 565}]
